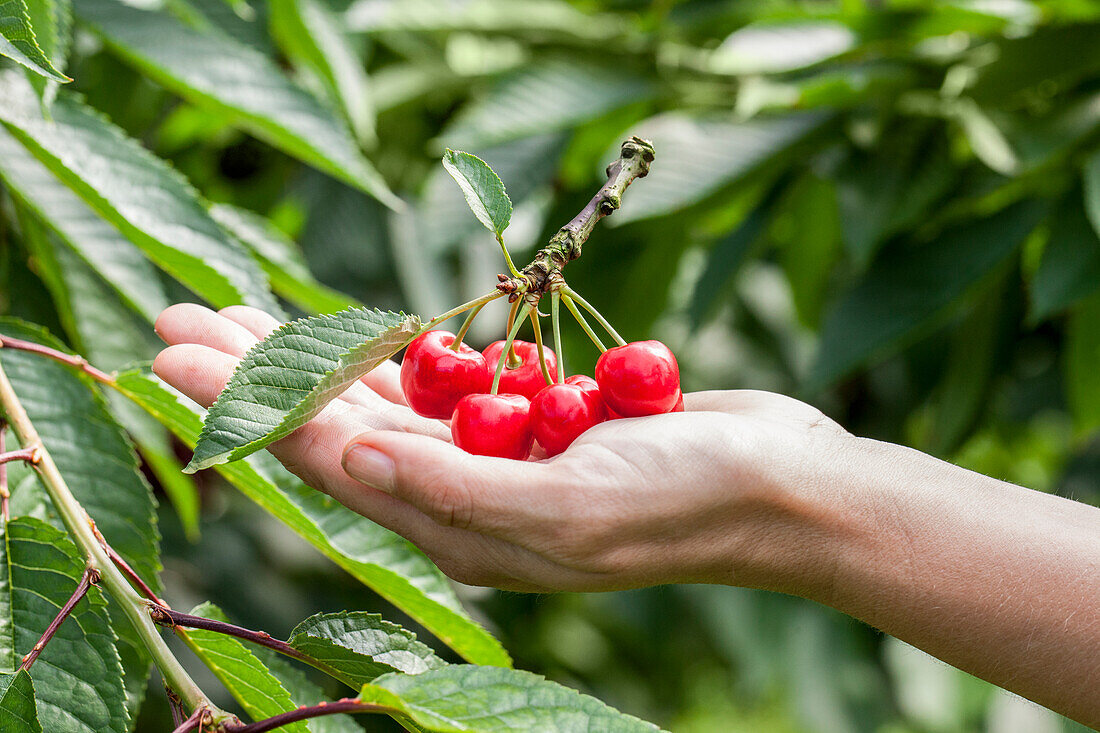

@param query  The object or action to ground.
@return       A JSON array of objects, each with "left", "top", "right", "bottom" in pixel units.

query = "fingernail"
[{"left": 343, "top": 445, "right": 396, "bottom": 493}]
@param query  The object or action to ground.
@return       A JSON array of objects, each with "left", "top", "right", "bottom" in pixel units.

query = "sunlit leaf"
[
  {"left": 0, "top": 0, "right": 69, "bottom": 81},
  {"left": 709, "top": 21, "right": 855, "bottom": 75},
  {"left": 442, "top": 149, "right": 512, "bottom": 238},
  {"left": 186, "top": 307, "right": 421, "bottom": 471}
]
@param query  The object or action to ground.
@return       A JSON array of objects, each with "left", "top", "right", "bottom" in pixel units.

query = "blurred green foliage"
[{"left": 3, "top": 0, "right": 1100, "bottom": 731}]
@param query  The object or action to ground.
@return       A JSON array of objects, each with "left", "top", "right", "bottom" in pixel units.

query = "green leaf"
[
  {"left": 441, "top": 149, "right": 512, "bottom": 238},
  {"left": 181, "top": 602, "right": 310, "bottom": 733},
  {"left": 344, "top": 0, "right": 626, "bottom": 40},
  {"left": 0, "top": 0, "right": 70, "bottom": 81},
  {"left": 249, "top": 645, "right": 363, "bottom": 733},
  {"left": 289, "top": 612, "right": 446, "bottom": 688},
  {"left": 269, "top": 0, "right": 374, "bottom": 144},
  {"left": 359, "top": 666, "right": 664, "bottom": 732},
  {"left": 186, "top": 307, "right": 421, "bottom": 471},
  {"left": 1084, "top": 150, "right": 1100, "bottom": 238},
  {"left": 0, "top": 126, "right": 168, "bottom": 324},
  {"left": 0, "top": 518, "right": 127, "bottom": 733},
  {"left": 611, "top": 112, "right": 830, "bottom": 224},
  {"left": 1031, "top": 191, "right": 1100, "bottom": 320},
  {"left": 210, "top": 203, "right": 357, "bottom": 315},
  {"left": 438, "top": 60, "right": 652, "bottom": 151},
  {"left": 809, "top": 200, "right": 1046, "bottom": 390},
  {"left": 708, "top": 21, "right": 854, "bottom": 75},
  {"left": 111, "top": 367, "right": 511, "bottom": 667},
  {"left": 0, "top": 670, "right": 40, "bottom": 732},
  {"left": 77, "top": 0, "right": 400, "bottom": 209},
  {"left": 0, "top": 71, "right": 279, "bottom": 312},
  {"left": 777, "top": 174, "right": 841, "bottom": 329},
  {"left": 1065, "top": 294, "right": 1100, "bottom": 435}
]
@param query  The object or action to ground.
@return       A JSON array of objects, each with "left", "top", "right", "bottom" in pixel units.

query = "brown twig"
[
  {"left": 0, "top": 446, "right": 39, "bottom": 465},
  {"left": 171, "top": 706, "right": 208, "bottom": 733},
  {"left": 20, "top": 567, "right": 100, "bottom": 671},
  {"left": 166, "top": 685, "right": 187, "bottom": 728},
  {"left": 107, "top": 544, "right": 167, "bottom": 607},
  {"left": 149, "top": 605, "right": 315, "bottom": 667},
  {"left": 0, "top": 427, "right": 5, "bottom": 523},
  {"left": 497, "top": 136, "right": 654, "bottom": 299},
  {"left": 222, "top": 699, "right": 401, "bottom": 733},
  {"left": 0, "top": 335, "right": 114, "bottom": 384}
]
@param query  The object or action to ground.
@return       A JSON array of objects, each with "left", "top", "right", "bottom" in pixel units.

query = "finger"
[
  {"left": 218, "top": 305, "right": 282, "bottom": 340},
  {"left": 153, "top": 344, "right": 237, "bottom": 407},
  {"left": 155, "top": 303, "right": 258, "bottom": 357},
  {"left": 342, "top": 431, "right": 567, "bottom": 541}
]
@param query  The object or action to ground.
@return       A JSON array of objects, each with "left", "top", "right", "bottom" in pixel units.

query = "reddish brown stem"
[
  {"left": 0, "top": 446, "right": 40, "bottom": 465},
  {"left": 0, "top": 427, "right": 8, "bottom": 522},
  {"left": 107, "top": 544, "right": 166, "bottom": 607},
  {"left": 171, "top": 707, "right": 208, "bottom": 733},
  {"left": 150, "top": 605, "right": 314, "bottom": 666},
  {"left": 0, "top": 336, "right": 113, "bottom": 384},
  {"left": 20, "top": 567, "right": 100, "bottom": 671},
  {"left": 166, "top": 685, "right": 187, "bottom": 728},
  {"left": 222, "top": 699, "right": 400, "bottom": 733}
]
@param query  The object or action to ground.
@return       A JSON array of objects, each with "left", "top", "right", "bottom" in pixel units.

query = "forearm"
[{"left": 811, "top": 438, "right": 1100, "bottom": 727}]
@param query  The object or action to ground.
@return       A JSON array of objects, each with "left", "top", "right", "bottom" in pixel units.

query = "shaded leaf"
[
  {"left": 612, "top": 112, "right": 830, "bottom": 224},
  {"left": 441, "top": 149, "right": 512, "bottom": 238},
  {"left": 1031, "top": 191, "right": 1100, "bottom": 320},
  {"left": 186, "top": 308, "right": 419, "bottom": 471},
  {"left": 968, "top": 23, "right": 1100, "bottom": 107},
  {"left": 77, "top": 0, "right": 400, "bottom": 209},
  {"left": 359, "top": 666, "right": 663, "bottom": 732},
  {"left": 1065, "top": 294, "right": 1100, "bottom": 435},
  {"left": 0, "top": 0, "right": 69, "bottom": 81},
  {"left": 0, "top": 518, "right": 127, "bottom": 733},
  {"left": 289, "top": 611, "right": 446, "bottom": 688},
  {"left": 112, "top": 367, "right": 511, "bottom": 667},
  {"left": 439, "top": 60, "right": 652, "bottom": 150},
  {"left": 809, "top": 201, "right": 1046, "bottom": 389},
  {"left": 0, "top": 71, "right": 279, "bottom": 312},
  {"left": 210, "top": 203, "right": 357, "bottom": 315},
  {"left": 0, "top": 670, "right": 40, "bottom": 732}
]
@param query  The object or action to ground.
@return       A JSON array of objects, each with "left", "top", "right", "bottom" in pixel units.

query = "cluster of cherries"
[{"left": 400, "top": 330, "right": 682, "bottom": 459}]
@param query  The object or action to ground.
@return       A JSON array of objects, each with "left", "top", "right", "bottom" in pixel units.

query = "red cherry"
[
  {"left": 451, "top": 393, "right": 533, "bottom": 459},
  {"left": 400, "top": 331, "right": 491, "bottom": 419},
  {"left": 482, "top": 340, "right": 557, "bottom": 400},
  {"left": 595, "top": 340, "right": 680, "bottom": 417},
  {"left": 672, "top": 392, "right": 684, "bottom": 412},
  {"left": 532, "top": 383, "right": 607, "bottom": 456}
]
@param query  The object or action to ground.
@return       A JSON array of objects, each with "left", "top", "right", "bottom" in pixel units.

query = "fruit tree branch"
[
  {"left": 221, "top": 699, "right": 402, "bottom": 733},
  {"left": 20, "top": 567, "right": 99, "bottom": 671},
  {"left": 498, "top": 136, "right": 654, "bottom": 299},
  {"left": 171, "top": 707, "right": 209, "bottom": 733},
  {"left": 0, "top": 335, "right": 114, "bottom": 384},
  {"left": 0, "top": 355, "right": 231, "bottom": 723},
  {"left": 107, "top": 544, "right": 167, "bottom": 607},
  {"left": 149, "top": 604, "right": 344, "bottom": 682}
]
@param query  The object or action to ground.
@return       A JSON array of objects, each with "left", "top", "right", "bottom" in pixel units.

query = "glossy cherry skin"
[
  {"left": 595, "top": 340, "right": 681, "bottom": 417},
  {"left": 482, "top": 340, "right": 557, "bottom": 401},
  {"left": 400, "top": 330, "right": 491, "bottom": 419},
  {"left": 672, "top": 392, "right": 684, "bottom": 412},
  {"left": 532, "top": 383, "right": 607, "bottom": 456},
  {"left": 451, "top": 393, "right": 534, "bottom": 459}
]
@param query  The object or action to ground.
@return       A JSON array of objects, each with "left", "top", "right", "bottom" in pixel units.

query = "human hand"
[{"left": 153, "top": 304, "right": 856, "bottom": 595}]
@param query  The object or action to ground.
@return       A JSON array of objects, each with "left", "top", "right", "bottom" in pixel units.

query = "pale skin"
[{"left": 153, "top": 303, "right": 1100, "bottom": 728}]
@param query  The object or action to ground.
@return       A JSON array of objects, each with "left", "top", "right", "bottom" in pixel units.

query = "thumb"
[{"left": 342, "top": 431, "right": 553, "bottom": 539}]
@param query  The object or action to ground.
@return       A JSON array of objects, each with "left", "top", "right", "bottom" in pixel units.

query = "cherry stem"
[
  {"left": 450, "top": 303, "right": 485, "bottom": 350},
  {"left": 166, "top": 685, "right": 187, "bottom": 728},
  {"left": 422, "top": 290, "right": 504, "bottom": 333},
  {"left": 529, "top": 309, "right": 553, "bottom": 386},
  {"left": 221, "top": 699, "right": 404, "bottom": 733},
  {"left": 562, "top": 287, "right": 625, "bottom": 346},
  {"left": 0, "top": 425, "right": 6, "bottom": 523},
  {"left": 21, "top": 566, "right": 100, "bottom": 671},
  {"left": 492, "top": 304, "right": 533, "bottom": 394},
  {"left": 504, "top": 299, "right": 521, "bottom": 366},
  {"left": 170, "top": 707, "right": 207, "bottom": 733},
  {"left": 497, "top": 234, "right": 521, "bottom": 278},
  {"left": 562, "top": 295, "right": 606, "bottom": 353},
  {"left": 550, "top": 293, "right": 564, "bottom": 383},
  {"left": 150, "top": 604, "right": 319, "bottom": 668},
  {"left": 0, "top": 335, "right": 114, "bottom": 384}
]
